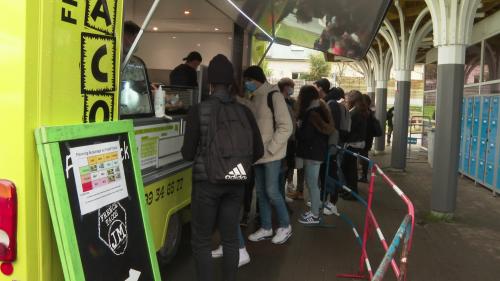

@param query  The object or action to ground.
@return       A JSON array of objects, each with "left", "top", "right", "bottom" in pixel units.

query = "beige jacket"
[{"left": 251, "top": 82, "right": 293, "bottom": 164}]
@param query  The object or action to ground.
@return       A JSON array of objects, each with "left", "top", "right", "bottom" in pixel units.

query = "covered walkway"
[{"left": 162, "top": 148, "right": 500, "bottom": 281}]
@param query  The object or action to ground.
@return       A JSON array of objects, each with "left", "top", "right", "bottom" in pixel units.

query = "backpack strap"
[{"left": 267, "top": 90, "right": 279, "bottom": 131}]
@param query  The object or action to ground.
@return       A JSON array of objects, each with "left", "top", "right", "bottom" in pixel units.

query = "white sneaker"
[
  {"left": 271, "top": 225, "right": 292, "bottom": 244},
  {"left": 285, "top": 196, "right": 294, "bottom": 203},
  {"left": 248, "top": 228, "right": 273, "bottom": 242},
  {"left": 306, "top": 201, "right": 311, "bottom": 207},
  {"left": 238, "top": 247, "right": 251, "bottom": 267},
  {"left": 211, "top": 245, "right": 223, "bottom": 258},
  {"left": 323, "top": 202, "right": 339, "bottom": 216}
]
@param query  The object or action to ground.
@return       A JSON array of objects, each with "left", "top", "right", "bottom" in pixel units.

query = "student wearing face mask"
[{"left": 243, "top": 66, "right": 294, "bottom": 245}]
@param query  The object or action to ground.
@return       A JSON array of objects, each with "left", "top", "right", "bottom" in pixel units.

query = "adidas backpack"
[{"left": 205, "top": 99, "right": 254, "bottom": 184}]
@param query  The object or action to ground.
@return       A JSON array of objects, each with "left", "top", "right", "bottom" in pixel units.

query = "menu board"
[{"left": 35, "top": 121, "right": 161, "bottom": 281}]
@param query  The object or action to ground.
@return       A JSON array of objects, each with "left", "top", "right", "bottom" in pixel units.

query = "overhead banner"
[{"left": 45, "top": 0, "right": 123, "bottom": 125}]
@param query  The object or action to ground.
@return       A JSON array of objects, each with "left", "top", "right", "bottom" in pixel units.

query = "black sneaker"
[{"left": 358, "top": 177, "right": 368, "bottom": 183}]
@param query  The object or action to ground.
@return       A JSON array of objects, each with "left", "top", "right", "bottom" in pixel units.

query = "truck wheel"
[{"left": 157, "top": 213, "right": 182, "bottom": 265}]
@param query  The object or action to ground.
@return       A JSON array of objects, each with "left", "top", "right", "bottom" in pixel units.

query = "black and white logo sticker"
[{"left": 98, "top": 202, "right": 128, "bottom": 255}]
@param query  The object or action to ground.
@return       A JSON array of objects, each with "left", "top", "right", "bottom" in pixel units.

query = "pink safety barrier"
[{"left": 335, "top": 148, "right": 415, "bottom": 281}]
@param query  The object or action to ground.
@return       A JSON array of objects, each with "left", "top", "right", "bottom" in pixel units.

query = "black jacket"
[
  {"left": 170, "top": 64, "right": 198, "bottom": 87},
  {"left": 181, "top": 90, "right": 264, "bottom": 182},
  {"left": 364, "top": 110, "right": 376, "bottom": 150},
  {"left": 296, "top": 103, "right": 335, "bottom": 162},
  {"left": 345, "top": 107, "right": 367, "bottom": 144}
]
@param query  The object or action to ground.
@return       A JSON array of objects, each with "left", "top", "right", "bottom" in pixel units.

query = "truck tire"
[{"left": 157, "top": 213, "right": 182, "bottom": 265}]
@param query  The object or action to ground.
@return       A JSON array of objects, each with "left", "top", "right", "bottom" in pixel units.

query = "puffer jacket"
[
  {"left": 181, "top": 90, "right": 263, "bottom": 181},
  {"left": 251, "top": 82, "right": 293, "bottom": 164},
  {"left": 296, "top": 100, "right": 336, "bottom": 162}
]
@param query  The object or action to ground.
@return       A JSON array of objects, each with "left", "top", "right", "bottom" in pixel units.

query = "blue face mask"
[
  {"left": 287, "top": 88, "right": 294, "bottom": 96},
  {"left": 245, "top": 81, "right": 258, "bottom": 93}
]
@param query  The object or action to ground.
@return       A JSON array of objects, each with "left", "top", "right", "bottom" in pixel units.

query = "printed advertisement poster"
[{"left": 70, "top": 141, "right": 129, "bottom": 215}]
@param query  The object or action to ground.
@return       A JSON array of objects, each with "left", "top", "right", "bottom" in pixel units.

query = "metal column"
[
  {"left": 391, "top": 79, "right": 411, "bottom": 169},
  {"left": 375, "top": 84, "right": 388, "bottom": 151},
  {"left": 431, "top": 55, "right": 465, "bottom": 214}
]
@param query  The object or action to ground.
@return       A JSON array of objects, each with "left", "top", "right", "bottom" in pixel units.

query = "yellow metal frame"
[{"left": 0, "top": 0, "right": 193, "bottom": 279}]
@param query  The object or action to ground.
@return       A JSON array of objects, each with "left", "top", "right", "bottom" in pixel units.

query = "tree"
[
  {"left": 251, "top": 40, "right": 272, "bottom": 77},
  {"left": 305, "top": 53, "right": 331, "bottom": 81}
]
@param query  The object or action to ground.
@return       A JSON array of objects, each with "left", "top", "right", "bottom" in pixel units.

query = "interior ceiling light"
[
  {"left": 184, "top": 10, "right": 191, "bottom": 15},
  {"left": 172, "top": 36, "right": 177, "bottom": 39},
  {"left": 225, "top": 0, "right": 273, "bottom": 41},
  {"left": 153, "top": 27, "right": 158, "bottom": 31},
  {"left": 214, "top": 27, "right": 220, "bottom": 31},
  {"left": 228, "top": 36, "right": 232, "bottom": 40}
]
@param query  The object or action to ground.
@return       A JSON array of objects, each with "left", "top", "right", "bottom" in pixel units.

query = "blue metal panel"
[
  {"left": 470, "top": 156, "right": 477, "bottom": 178},
  {"left": 472, "top": 98, "right": 481, "bottom": 139},
  {"left": 464, "top": 138, "right": 471, "bottom": 172},
  {"left": 487, "top": 142, "right": 496, "bottom": 163},
  {"left": 497, "top": 164, "right": 500, "bottom": 191},
  {"left": 479, "top": 139, "right": 487, "bottom": 162},
  {"left": 477, "top": 159, "right": 486, "bottom": 182},
  {"left": 459, "top": 98, "right": 467, "bottom": 172},
  {"left": 482, "top": 97, "right": 491, "bottom": 119},
  {"left": 485, "top": 162, "right": 495, "bottom": 187}
]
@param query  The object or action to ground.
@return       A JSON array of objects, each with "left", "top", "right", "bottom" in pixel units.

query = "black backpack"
[{"left": 205, "top": 99, "right": 254, "bottom": 184}]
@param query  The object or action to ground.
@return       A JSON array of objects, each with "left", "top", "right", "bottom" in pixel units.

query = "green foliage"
[
  {"left": 251, "top": 39, "right": 272, "bottom": 77},
  {"left": 306, "top": 54, "right": 331, "bottom": 81}
]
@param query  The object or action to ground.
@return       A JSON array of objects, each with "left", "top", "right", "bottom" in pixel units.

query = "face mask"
[
  {"left": 245, "top": 81, "right": 258, "bottom": 93},
  {"left": 287, "top": 88, "right": 294, "bottom": 96}
]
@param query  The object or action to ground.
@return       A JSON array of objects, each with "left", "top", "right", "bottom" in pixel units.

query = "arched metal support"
[
  {"left": 368, "top": 45, "right": 392, "bottom": 152},
  {"left": 355, "top": 59, "right": 376, "bottom": 101},
  {"left": 424, "top": 0, "right": 482, "bottom": 216},
  {"left": 379, "top": 2, "right": 433, "bottom": 170}
]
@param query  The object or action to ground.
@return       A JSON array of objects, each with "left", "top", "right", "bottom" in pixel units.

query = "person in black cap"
[
  {"left": 170, "top": 51, "right": 203, "bottom": 87},
  {"left": 182, "top": 54, "right": 263, "bottom": 281}
]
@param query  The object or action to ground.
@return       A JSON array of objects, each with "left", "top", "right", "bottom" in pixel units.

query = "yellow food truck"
[
  {"left": 0, "top": 0, "right": 390, "bottom": 279},
  {"left": 0, "top": 1, "right": 198, "bottom": 280}
]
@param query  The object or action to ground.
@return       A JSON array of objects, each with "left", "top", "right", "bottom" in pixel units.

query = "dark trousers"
[
  {"left": 191, "top": 181, "right": 244, "bottom": 281},
  {"left": 341, "top": 147, "right": 362, "bottom": 194},
  {"left": 360, "top": 138, "right": 374, "bottom": 179},
  {"left": 360, "top": 148, "right": 369, "bottom": 179},
  {"left": 243, "top": 169, "right": 255, "bottom": 215}
]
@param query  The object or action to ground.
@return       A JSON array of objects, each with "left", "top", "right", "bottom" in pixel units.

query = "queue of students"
[{"left": 181, "top": 56, "right": 380, "bottom": 281}]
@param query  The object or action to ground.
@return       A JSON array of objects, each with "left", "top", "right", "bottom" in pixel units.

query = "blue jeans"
[
  {"left": 255, "top": 160, "right": 290, "bottom": 229},
  {"left": 304, "top": 162, "right": 322, "bottom": 217}
]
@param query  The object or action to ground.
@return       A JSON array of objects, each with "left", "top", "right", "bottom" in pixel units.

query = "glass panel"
[
  {"left": 464, "top": 43, "right": 481, "bottom": 84},
  {"left": 464, "top": 86, "right": 480, "bottom": 96},
  {"left": 120, "top": 56, "right": 154, "bottom": 117},
  {"left": 481, "top": 83, "right": 500, "bottom": 95},
  {"left": 207, "top": 0, "right": 392, "bottom": 60},
  {"left": 424, "top": 63, "right": 437, "bottom": 91},
  {"left": 484, "top": 33, "right": 500, "bottom": 82}
]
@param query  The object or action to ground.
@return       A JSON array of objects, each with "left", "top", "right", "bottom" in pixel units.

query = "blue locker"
[
  {"left": 464, "top": 138, "right": 471, "bottom": 172},
  {"left": 459, "top": 98, "right": 467, "bottom": 172},
  {"left": 477, "top": 160, "right": 485, "bottom": 182},
  {"left": 497, "top": 163, "right": 500, "bottom": 190},
  {"left": 470, "top": 156, "right": 477, "bottom": 177},
  {"left": 479, "top": 138, "right": 487, "bottom": 158},
  {"left": 487, "top": 142, "right": 496, "bottom": 163},
  {"left": 485, "top": 162, "right": 495, "bottom": 187},
  {"left": 472, "top": 97, "right": 481, "bottom": 137},
  {"left": 497, "top": 165, "right": 500, "bottom": 191}
]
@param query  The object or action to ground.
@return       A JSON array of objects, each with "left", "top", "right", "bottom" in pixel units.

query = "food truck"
[{"left": 0, "top": 0, "right": 390, "bottom": 279}]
